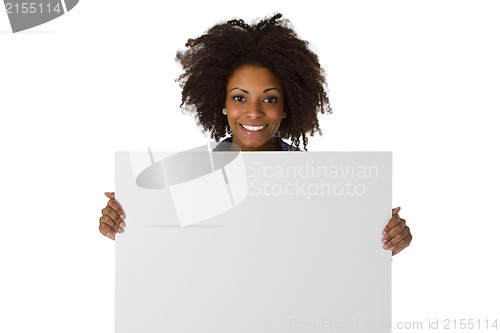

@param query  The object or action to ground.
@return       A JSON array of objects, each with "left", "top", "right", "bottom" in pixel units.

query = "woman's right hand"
[{"left": 99, "top": 192, "right": 126, "bottom": 240}]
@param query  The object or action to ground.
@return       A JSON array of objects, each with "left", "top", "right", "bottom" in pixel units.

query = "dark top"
[{"left": 213, "top": 136, "right": 298, "bottom": 151}]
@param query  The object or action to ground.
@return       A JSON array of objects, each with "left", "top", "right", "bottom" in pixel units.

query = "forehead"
[{"left": 227, "top": 65, "right": 282, "bottom": 89}]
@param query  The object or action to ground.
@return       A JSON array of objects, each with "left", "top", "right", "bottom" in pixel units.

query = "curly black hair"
[{"left": 175, "top": 13, "right": 331, "bottom": 151}]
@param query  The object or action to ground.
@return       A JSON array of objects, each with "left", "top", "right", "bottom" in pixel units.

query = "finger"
[
  {"left": 391, "top": 247, "right": 404, "bottom": 256},
  {"left": 391, "top": 232, "right": 412, "bottom": 256},
  {"left": 101, "top": 205, "right": 126, "bottom": 229},
  {"left": 382, "top": 207, "right": 401, "bottom": 235},
  {"left": 99, "top": 215, "right": 118, "bottom": 233},
  {"left": 107, "top": 198, "right": 126, "bottom": 221},
  {"left": 99, "top": 222, "right": 116, "bottom": 240},
  {"left": 384, "top": 218, "right": 406, "bottom": 240},
  {"left": 382, "top": 225, "right": 410, "bottom": 250},
  {"left": 382, "top": 214, "right": 401, "bottom": 236},
  {"left": 104, "top": 191, "right": 126, "bottom": 225},
  {"left": 99, "top": 214, "right": 124, "bottom": 234}
]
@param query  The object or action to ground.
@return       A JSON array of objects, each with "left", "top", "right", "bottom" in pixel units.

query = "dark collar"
[{"left": 213, "top": 136, "right": 297, "bottom": 151}]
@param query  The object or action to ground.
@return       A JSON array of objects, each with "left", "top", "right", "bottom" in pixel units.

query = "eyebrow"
[{"left": 229, "top": 87, "right": 281, "bottom": 94}]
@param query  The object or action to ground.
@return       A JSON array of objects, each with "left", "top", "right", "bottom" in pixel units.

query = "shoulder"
[
  {"left": 275, "top": 137, "right": 299, "bottom": 151},
  {"left": 213, "top": 137, "right": 234, "bottom": 151}
]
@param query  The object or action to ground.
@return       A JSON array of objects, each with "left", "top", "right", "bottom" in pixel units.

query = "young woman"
[{"left": 99, "top": 13, "right": 412, "bottom": 255}]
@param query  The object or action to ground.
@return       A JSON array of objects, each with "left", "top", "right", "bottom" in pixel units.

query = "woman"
[{"left": 99, "top": 13, "right": 412, "bottom": 255}]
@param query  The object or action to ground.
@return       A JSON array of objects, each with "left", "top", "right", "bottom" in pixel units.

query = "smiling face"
[{"left": 225, "top": 65, "right": 284, "bottom": 151}]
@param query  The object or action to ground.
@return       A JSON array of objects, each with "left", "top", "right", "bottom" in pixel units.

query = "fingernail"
[
  {"left": 120, "top": 214, "right": 126, "bottom": 220},
  {"left": 390, "top": 246, "right": 395, "bottom": 251},
  {"left": 382, "top": 231, "right": 387, "bottom": 236},
  {"left": 105, "top": 232, "right": 113, "bottom": 238},
  {"left": 382, "top": 239, "right": 388, "bottom": 244},
  {"left": 383, "top": 244, "right": 389, "bottom": 249},
  {"left": 119, "top": 222, "right": 125, "bottom": 228},
  {"left": 118, "top": 228, "right": 124, "bottom": 233}
]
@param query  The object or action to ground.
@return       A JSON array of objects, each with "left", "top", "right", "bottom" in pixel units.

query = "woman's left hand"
[{"left": 382, "top": 207, "right": 412, "bottom": 256}]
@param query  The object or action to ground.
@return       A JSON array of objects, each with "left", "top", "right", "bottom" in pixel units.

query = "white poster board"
[{"left": 115, "top": 149, "right": 392, "bottom": 333}]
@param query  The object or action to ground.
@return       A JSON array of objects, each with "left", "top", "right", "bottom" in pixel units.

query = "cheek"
[
  {"left": 268, "top": 105, "right": 284, "bottom": 121},
  {"left": 273, "top": 119, "right": 283, "bottom": 131},
  {"left": 226, "top": 103, "right": 245, "bottom": 122},
  {"left": 226, "top": 112, "right": 239, "bottom": 130}
]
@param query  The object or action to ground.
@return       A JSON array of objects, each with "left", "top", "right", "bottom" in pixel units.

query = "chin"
[{"left": 242, "top": 140, "right": 264, "bottom": 148}]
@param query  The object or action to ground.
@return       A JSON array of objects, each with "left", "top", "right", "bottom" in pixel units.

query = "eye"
[
  {"left": 232, "top": 95, "right": 246, "bottom": 102},
  {"left": 263, "top": 97, "right": 278, "bottom": 103}
]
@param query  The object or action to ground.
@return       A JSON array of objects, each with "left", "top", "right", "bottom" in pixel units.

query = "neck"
[{"left": 233, "top": 137, "right": 278, "bottom": 151}]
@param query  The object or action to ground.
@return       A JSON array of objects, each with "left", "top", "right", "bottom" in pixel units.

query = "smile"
[{"left": 240, "top": 124, "right": 267, "bottom": 131}]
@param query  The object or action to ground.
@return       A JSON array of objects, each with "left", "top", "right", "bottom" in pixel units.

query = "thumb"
[
  {"left": 104, "top": 192, "right": 115, "bottom": 199},
  {"left": 392, "top": 206, "right": 401, "bottom": 215}
]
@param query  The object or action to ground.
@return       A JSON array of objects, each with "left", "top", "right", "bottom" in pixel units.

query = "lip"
[{"left": 239, "top": 123, "right": 268, "bottom": 136}]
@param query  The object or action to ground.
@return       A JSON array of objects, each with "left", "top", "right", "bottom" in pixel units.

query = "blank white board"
[{"left": 115, "top": 150, "right": 392, "bottom": 333}]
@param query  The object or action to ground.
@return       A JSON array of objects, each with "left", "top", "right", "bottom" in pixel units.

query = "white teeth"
[{"left": 241, "top": 124, "right": 266, "bottom": 131}]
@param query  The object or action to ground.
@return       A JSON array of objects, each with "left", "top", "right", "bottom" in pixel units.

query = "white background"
[{"left": 1, "top": 0, "right": 499, "bottom": 332}]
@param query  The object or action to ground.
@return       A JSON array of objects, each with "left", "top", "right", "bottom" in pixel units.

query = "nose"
[{"left": 245, "top": 101, "right": 265, "bottom": 119}]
